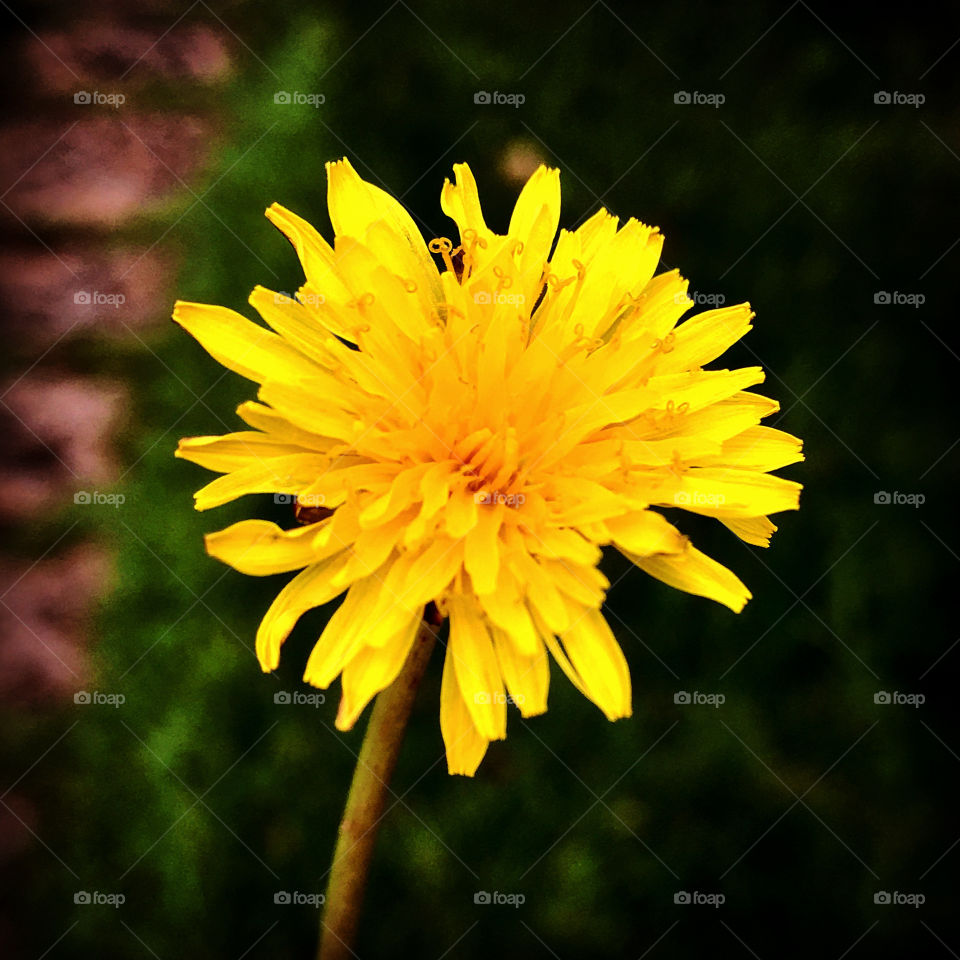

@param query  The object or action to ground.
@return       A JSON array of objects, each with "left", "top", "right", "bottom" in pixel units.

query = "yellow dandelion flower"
[{"left": 174, "top": 158, "right": 802, "bottom": 776}]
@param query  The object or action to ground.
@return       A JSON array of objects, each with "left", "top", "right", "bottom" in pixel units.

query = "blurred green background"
[{"left": 4, "top": 1, "right": 958, "bottom": 957}]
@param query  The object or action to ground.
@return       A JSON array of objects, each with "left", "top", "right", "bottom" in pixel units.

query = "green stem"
[{"left": 318, "top": 620, "right": 438, "bottom": 960}]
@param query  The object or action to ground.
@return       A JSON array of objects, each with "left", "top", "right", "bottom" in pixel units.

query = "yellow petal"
[
  {"left": 722, "top": 515, "right": 778, "bottom": 547},
  {"left": 508, "top": 165, "right": 561, "bottom": 259},
  {"left": 255, "top": 551, "right": 353, "bottom": 671},
  {"left": 624, "top": 543, "right": 751, "bottom": 612},
  {"left": 476, "top": 567, "right": 541, "bottom": 658},
  {"left": 491, "top": 627, "right": 549, "bottom": 717},
  {"left": 205, "top": 519, "right": 326, "bottom": 575},
  {"left": 440, "top": 643, "right": 489, "bottom": 776},
  {"left": 667, "top": 468, "right": 802, "bottom": 518},
  {"left": 604, "top": 510, "right": 687, "bottom": 557},
  {"left": 558, "top": 606, "right": 631, "bottom": 721},
  {"left": 172, "top": 300, "right": 319, "bottom": 383},
  {"left": 335, "top": 612, "right": 423, "bottom": 730},
  {"left": 236, "top": 401, "right": 341, "bottom": 449},
  {"left": 191, "top": 453, "right": 329, "bottom": 512},
  {"left": 264, "top": 203, "right": 352, "bottom": 298},
  {"left": 440, "top": 163, "right": 493, "bottom": 242},
  {"left": 695, "top": 426, "right": 804, "bottom": 472},
  {"left": 177, "top": 432, "right": 317, "bottom": 472},
  {"left": 447, "top": 595, "right": 506, "bottom": 741},
  {"left": 463, "top": 500, "right": 504, "bottom": 594},
  {"left": 302, "top": 575, "right": 412, "bottom": 688},
  {"left": 325, "top": 158, "right": 438, "bottom": 299},
  {"left": 654, "top": 303, "right": 754, "bottom": 375}
]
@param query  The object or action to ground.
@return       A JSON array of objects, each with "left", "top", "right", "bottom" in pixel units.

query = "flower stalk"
[{"left": 318, "top": 620, "right": 438, "bottom": 960}]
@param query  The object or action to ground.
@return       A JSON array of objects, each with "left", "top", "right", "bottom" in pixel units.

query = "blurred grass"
[{"left": 4, "top": 1, "right": 959, "bottom": 957}]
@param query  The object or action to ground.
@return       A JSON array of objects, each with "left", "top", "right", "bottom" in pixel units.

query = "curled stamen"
[
  {"left": 571, "top": 258, "right": 586, "bottom": 279},
  {"left": 511, "top": 240, "right": 525, "bottom": 257},
  {"left": 677, "top": 401, "right": 690, "bottom": 415},
  {"left": 429, "top": 237, "right": 456, "bottom": 274},
  {"left": 359, "top": 292, "right": 376, "bottom": 307},
  {"left": 402, "top": 278, "right": 418, "bottom": 293}
]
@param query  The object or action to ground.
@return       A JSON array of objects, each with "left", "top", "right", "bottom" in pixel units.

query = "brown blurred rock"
[
  {"left": 0, "top": 114, "right": 214, "bottom": 226},
  {"left": 0, "top": 543, "right": 110, "bottom": 701},
  {"left": 0, "top": 245, "right": 175, "bottom": 349},
  {"left": 499, "top": 138, "right": 549, "bottom": 186},
  {"left": 23, "top": 22, "right": 232, "bottom": 94},
  {"left": 0, "top": 375, "right": 127, "bottom": 522}
]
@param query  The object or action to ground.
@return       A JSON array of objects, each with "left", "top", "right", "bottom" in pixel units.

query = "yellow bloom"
[{"left": 175, "top": 158, "right": 802, "bottom": 775}]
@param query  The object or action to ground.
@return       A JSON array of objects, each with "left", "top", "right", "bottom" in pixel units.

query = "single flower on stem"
[{"left": 174, "top": 157, "right": 802, "bottom": 957}]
